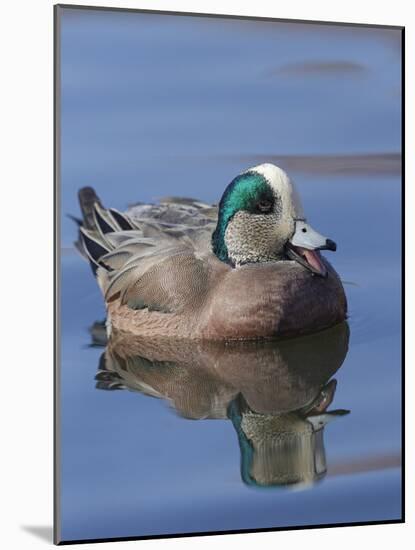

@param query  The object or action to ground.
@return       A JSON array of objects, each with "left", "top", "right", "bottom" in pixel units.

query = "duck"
[{"left": 76, "top": 163, "right": 347, "bottom": 340}]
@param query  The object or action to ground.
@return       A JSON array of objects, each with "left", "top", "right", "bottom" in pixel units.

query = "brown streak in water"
[
  {"left": 228, "top": 153, "right": 401, "bottom": 176},
  {"left": 328, "top": 453, "right": 401, "bottom": 477},
  {"left": 275, "top": 60, "right": 368, "bottom": 76}
]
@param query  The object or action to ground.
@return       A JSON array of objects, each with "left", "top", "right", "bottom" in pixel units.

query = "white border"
[{"left": 1, "top": 1, "right": 410, "bottom": 548}]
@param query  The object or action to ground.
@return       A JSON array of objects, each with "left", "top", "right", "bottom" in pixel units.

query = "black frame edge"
[
  {"left": 58, "top": 519, "right": 404, "bottom": 546},
  {"left": 400, "top": 25, "right": 405, "bottom": 524},
  {"left": 55, "top": 3, "right": 404, "bottom": 30},
  {"left": 53, "top": 3, "right": 62, "bottom": 546}
]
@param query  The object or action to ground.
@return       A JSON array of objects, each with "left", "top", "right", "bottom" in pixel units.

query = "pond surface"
[{"left": 58, "top": 7, "right": 402, "bottom": 543}]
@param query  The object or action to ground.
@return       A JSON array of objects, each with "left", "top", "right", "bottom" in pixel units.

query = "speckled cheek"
[{"left": 224, "top": 211, "right": 290, "bottom": 263}]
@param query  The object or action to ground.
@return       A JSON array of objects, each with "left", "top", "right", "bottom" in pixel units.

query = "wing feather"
[
  {"left": 119, "top": 252, "right": 209, "bottom": 313},
  {"left": 75, "top": 188, "right": 217, "bottom": 312}
]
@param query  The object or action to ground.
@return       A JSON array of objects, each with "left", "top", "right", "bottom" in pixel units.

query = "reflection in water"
[{"left": 90, "top": 322, "right": 350, "bottom": 489}]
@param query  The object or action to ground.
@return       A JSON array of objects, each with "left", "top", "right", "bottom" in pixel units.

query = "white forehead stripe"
[{"left": 245, "top": 163, "right": 305, "bottom": 218}]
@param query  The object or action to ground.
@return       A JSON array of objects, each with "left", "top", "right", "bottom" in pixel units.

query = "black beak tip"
[{"left": 326, "top": 238, "right": 337, "bottom": 252}]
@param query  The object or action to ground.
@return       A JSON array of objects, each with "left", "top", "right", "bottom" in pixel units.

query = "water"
[{"left": 57, "top": 7, "right": 402, "bottom": 543}]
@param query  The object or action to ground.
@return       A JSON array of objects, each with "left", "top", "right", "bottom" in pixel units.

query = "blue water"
[{"left": 58, "top": 7, "right": 402, "bottom": 543}]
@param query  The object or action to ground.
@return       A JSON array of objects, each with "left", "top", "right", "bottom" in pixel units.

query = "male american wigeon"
[{"left": 76, "top": 163, "right": 347, "bottom": 340}]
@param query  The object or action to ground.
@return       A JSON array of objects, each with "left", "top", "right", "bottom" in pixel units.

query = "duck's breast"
[{"left": 199, "top": 260, "right": 347, "bottom": 339}]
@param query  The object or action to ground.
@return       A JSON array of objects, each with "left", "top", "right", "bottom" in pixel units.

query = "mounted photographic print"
[{"left": 54, "top": 4, "right": 404, "bottom": 545}]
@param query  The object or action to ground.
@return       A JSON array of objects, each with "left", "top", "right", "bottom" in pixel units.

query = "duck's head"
[{"left": 212, "top": 163, "right": 337, "bottom": 276}]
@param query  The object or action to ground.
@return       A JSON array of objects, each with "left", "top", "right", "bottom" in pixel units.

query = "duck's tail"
[
  {"left": 73, "top": 186, "right": 136, "bottom": 275},
  {"left": 78, "top": 186, "right": 104, "bottom": 232}
]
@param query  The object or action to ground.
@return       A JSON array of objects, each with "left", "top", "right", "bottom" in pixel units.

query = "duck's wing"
[
  {"left": 126, "top": 196, "right": 218, "bottom": 228},
  {"left": 76, "top": 187, "right": 218, "bottom": 314}
]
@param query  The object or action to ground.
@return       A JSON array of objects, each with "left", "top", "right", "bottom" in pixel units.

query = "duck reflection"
[{"left": 91, "top": 322, "right": 350, "bottom": 489}]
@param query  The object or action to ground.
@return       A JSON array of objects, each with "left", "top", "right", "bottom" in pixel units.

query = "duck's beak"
[{"left": 286, "top": 219, "right": 337, "bottom": 278}]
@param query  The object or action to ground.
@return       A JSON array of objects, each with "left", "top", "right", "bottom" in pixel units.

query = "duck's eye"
[{"left": 257, "top": 200, "right": 273, "bottom": 213}]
